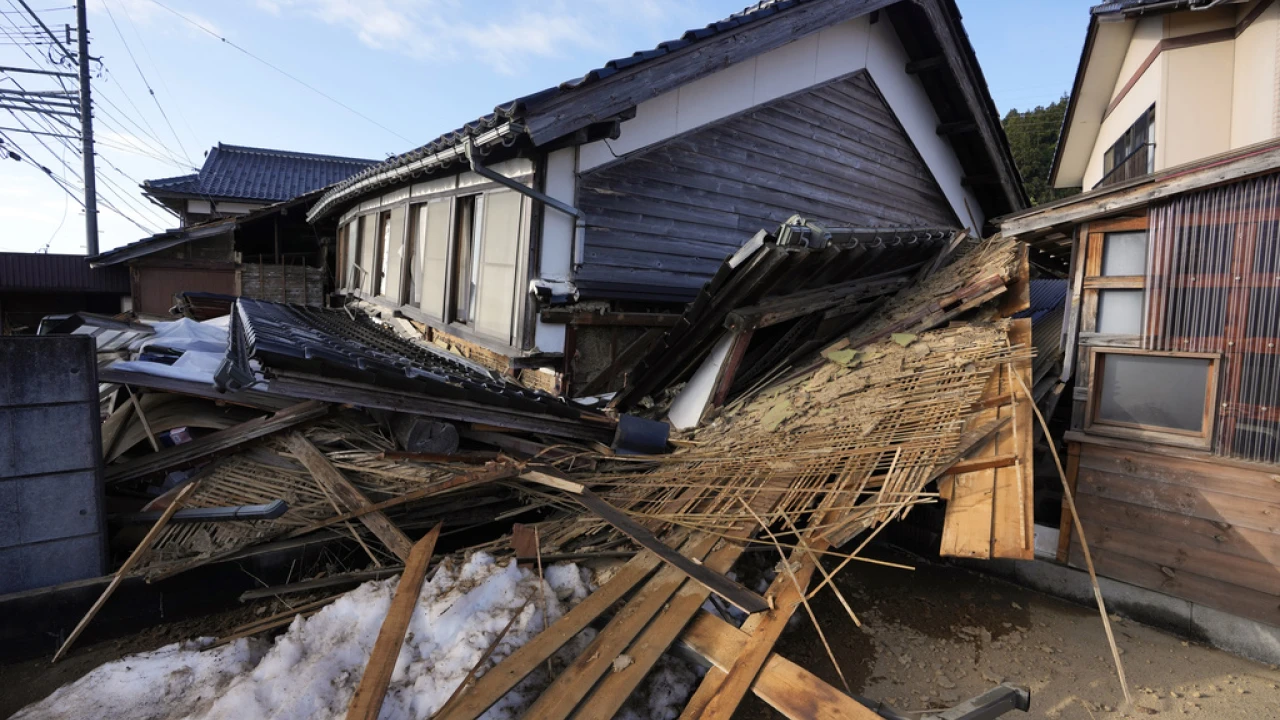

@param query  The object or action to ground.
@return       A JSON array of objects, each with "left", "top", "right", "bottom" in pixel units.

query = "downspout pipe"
[{"left": 463, "top": 138, "right": 588, "bottom": 269}]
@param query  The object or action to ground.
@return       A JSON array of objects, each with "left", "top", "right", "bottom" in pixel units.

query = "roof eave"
[
  {"left": 1049, "top": 15, "right": 1099, "bottom": 188},
  {"left": 306, "top": 121, "right": 526, "bottom": 223},
  {"left": 1001, "top": 137, "right": 1280, "bottom": 236}
]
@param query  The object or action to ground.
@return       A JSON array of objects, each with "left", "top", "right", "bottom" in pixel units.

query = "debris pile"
[{"left": 27, "top": 222, "right": 1038, "bottom": 719}]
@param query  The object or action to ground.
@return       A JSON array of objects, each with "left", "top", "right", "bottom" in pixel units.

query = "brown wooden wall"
[
  {"left": 133, "top": 263, "right": 237, "bottom": 316},
  {"left": 1068, "top": 441, "right": 1280, "bottom": 628},
  {"left": 575, "top": 70, "right": 958, "bottom": 301}
]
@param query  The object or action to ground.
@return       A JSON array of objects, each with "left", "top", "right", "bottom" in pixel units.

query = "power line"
[
  {"left": 99, "top": 0, "right": 190, "bottom": 164},
  {"left": 113, "top": 0, "right": 197, "bottom": 157},
  {"left": 144, "top": 0, "right": 412, "bottom": 144}
]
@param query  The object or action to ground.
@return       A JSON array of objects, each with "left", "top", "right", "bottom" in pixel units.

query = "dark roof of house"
[
  {"left": 144, "top": 143, "right": 378, "bottom": 203},
  {"left": 0, "top": 252, "right": 129, "bottom": 293},
  {"left": 309, "top": 0, "right": 1027, "bottom": 223},
  {"left": 216, "top": 298, "right": 610, "bottom": 440},
  {"left": 90, "top": 188, "right": 325, "bottom": 267}
]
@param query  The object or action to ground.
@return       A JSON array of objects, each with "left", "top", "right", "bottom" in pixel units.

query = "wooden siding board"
[
  {"left": 1075, "top": 466, "right": 1280, "bottom": 535},
  {"left": 1078, "top": 444, "right": 1280, "bottom": 502},
  {"left": 1068, "top": 442, "right": 1280, "bottom": 626},
  {"left": 1070, "top": 543, "right": 1280, "bottom": 628},
  {"left": 706, "top": 114, "right": 946, "bottom": 204},
  {"left": 577, "top": 70, "right": 957, "bottom": 295},
  {"left": 1074, "top": 493, "right": 1280, "bottom": 574}
]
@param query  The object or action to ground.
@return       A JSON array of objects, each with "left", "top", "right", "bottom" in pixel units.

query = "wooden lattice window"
[{"left": 1081, "top": 216, "right": 1147, "bottom": 339}]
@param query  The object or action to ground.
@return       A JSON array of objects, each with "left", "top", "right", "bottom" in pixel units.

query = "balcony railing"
[{"left": 1095, "top": 143, "right": 1155, "bottom": 190}]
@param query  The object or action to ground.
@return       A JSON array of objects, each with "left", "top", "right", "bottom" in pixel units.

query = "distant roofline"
[{"left": 210, "top": 142, "right": 377, "bottom": 166}]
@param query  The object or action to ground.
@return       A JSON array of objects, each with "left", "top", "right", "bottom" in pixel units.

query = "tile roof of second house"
[{"left": 144, "top": 143, "right": 379, "bottom": 203}]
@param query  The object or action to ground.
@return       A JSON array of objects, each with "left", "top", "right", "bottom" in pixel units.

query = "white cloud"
[
  {"left": 261, "top": 0, "right": 702, "bottom": 75},
  {"left": 89, "top": 0, "right": 223, "bottom": 40}
]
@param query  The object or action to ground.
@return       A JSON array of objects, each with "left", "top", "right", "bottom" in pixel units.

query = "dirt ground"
[
  {"left": 736, "top": 546, "right": 1280, "bottom": 719},
  {"left": 5, "top": 546, "right": 1279, "bottom": 719}
]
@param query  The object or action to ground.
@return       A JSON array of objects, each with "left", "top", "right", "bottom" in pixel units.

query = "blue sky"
[{"left": 0, "top": 0, "right": 1094, "bottom": 255}]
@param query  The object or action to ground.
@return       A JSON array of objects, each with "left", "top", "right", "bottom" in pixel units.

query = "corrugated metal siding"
[
  {"left": 575, "top": 71, "right": 958, "bottom": 300},
  {"left": 0, "top": 253, "right": 128, "bottom": 293},
  {"left": 1146, "top": 171, "right": 1280, "bottom": 463}
]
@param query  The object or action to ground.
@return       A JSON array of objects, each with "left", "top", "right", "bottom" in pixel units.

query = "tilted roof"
[
  {"left": 144, "top": 143, "right": 377, "bottom": 203},
  {"left": 308, "top": 0, "right": 1027, "bottom": 223}
]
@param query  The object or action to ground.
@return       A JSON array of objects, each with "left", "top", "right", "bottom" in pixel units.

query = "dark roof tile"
[{"left": 145, "top": 143, "right": 378, "bottom": 203}]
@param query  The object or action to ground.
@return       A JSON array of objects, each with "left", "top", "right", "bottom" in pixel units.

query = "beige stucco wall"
[
  {"left": 1082, "top": 18, "right": 1164, "bottom": 190},
  {"left": 1076, "top": 4, "right": 1280, "bottom": 189},
  {"left": 1232, "top": 1, "right": 1279, "bottom": 147},
  {"left": 1163, "top": 40, "right": 1236, "bottom": 169}
]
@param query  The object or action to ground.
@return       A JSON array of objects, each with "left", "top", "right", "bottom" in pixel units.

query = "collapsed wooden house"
[
  {"left": 1000, "top": 0, "right": 1280, "bottom": 638},
  {"left": 308, "top": 0, "right": 1027, "bottom": 396},
  {"left": 29, "top": 228, "right": 1038, "bottom": 718}
]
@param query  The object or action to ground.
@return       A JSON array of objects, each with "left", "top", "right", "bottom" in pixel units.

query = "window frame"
[
  {"left": 1084, "top": 347, "right": 1221, "bottom": 449},
  {"left": 447, "top": 193, "right": 485, "bottom": 328},
  {"left": 1080, "top": 217, "right": 1148, "bottom": 342},
  {"left": 374, "top": 210, "right": 393, "bottom": 297}
]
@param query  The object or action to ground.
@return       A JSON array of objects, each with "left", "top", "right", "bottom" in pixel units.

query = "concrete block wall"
[{"left": 0, "top": 335, "right": 106, "bottom": 593}]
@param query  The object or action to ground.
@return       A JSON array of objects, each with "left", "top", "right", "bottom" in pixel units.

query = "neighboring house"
[
  {"left": 1053, "top": 0, "right": 1280, "bottom": 192},
  {"left": 91, "top": 190, "right": 342, "bottom": 317},
  {"left": 0, "top": 252, "right": 129, "bottom": 334},
  {"left": 93, "top": 144, "right": 378, "bottom": 317},
  {"left": 144, "top": 143, "right": 377, "bottom": 227},
  {"left": 308, "top": 0, "right": 1027, "bottom": 394},
  {"left": 999, "top": 0, "right": 1280, "bottom": 647}
]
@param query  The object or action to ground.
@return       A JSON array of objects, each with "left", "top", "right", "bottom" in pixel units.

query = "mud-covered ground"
[
  {"left": 5, "top": 546, "right": 1278, "bottom": 719},
  {"left": 735, "top": 547, "right": 1280, "bottom": 719}
]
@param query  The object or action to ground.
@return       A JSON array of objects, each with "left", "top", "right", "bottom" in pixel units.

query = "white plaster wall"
[
  {"left": 534, "top": 147, "right": 575, "bottom": 353},
  {"left": 1053, "top": 19, "right": 1137, "bottom": 188},
  {"left": 863, "top": 16, "right": 986, "bottom": 230},
  {"left": 576, "top": 14, "right": 983, "bottom": 230},
  {"left": 1232, "top": 1, "right": 1279, "bottom": 148},
  {"left": 1112, "top": 16, "right": 1163, "bottom": 103}
]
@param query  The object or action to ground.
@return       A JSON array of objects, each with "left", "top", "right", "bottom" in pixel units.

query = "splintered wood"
[{"left": 137, "top": 415, "right": 513, "bottom": 578}]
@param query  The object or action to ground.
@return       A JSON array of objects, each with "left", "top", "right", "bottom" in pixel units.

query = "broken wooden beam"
[
  {"left": 287, "top": 431, "right": 414, "bottom": 563},
  {"left": 432, "top": 549, "right": 667, "bottom": 720},
  {"left": 941, "top": 453, "right": 1018, "bottom": 475},
  {"left": 723, "top": 276, "right": 909, "bottom": 332},
  {"left": 520, "top": 469, "right": 768, "bottom": 614},
  {"left": 678, "top": 611, "right": 882, "bottom": 720},
  {"left": 106, "top": 400, "right": 329, "bottom": 484},
  {"left": 346, "top": 524, "right": 441, "bottom": 720},
  {"left": 52, "top": 480, "right": 201, "bottom": 662}
]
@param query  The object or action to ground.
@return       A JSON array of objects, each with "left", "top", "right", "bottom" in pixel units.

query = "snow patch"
[{"left": 14, "top": 554, "right": 678, "bottom": 720}]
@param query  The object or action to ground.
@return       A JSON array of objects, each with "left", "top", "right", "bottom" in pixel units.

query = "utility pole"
[{"left": 75, "top": 0, "right": 98, "bottom": 256}]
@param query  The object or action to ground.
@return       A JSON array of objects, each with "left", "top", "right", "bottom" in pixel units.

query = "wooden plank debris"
[
  {"left": 107, "top": 400, "right": 329, "bottom": 483},
  {"left": 678, "top": 611, "right": 881, "bottom": 720},
  {"left": 433, "top": 549, "right": 668, "bottom": 720},
  {"left": 520, "top": 468, "right": 768, "bottom": 615},
  {"left": 287, "top": 431, "right": 414, "bottom": 563},
  {"left": 345, "top": 523, "right": 441, "bottom": 720},
  {"left": 52, "top": 480, "right": 201, "bottom": 662}
]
